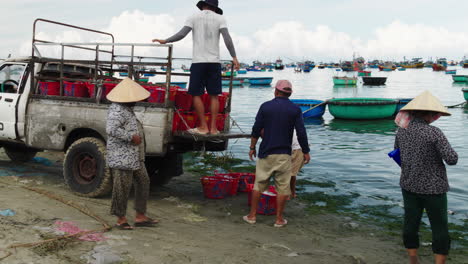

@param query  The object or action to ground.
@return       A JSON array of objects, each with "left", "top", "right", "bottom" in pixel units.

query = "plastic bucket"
[{"left": 248, "top": 186, "right": 277, "bottom": 215}]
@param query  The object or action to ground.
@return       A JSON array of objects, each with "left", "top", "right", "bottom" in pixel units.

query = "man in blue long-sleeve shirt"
[{"left": 243, "top": 80, "right": 310, "bottom": 227}]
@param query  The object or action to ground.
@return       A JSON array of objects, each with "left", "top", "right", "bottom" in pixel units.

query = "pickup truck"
[{"left": 0, "top": 19, "right": 245, "bottom": 197}]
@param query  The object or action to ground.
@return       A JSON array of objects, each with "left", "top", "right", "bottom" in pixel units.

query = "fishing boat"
[
  {"left": 119, "top": 72, "right": 129, "bottom": 77},
  {"left": 452, "top": 75, "right": 468, "bottom": 82},
  {"left": 290, "top": 99, "right": 326, "bottom": 118},
  {"left": 432, "top": 58, "right": 447, "bottom": 71},
  {"left": 139, "top": 78, "right": 149, "bottom": 83},
  {"left": 332, "top": 76, "right": 357, "bottom": 85},
  {"left": 358, "top": 70, "right": 371, "bottom": 77},
  {"left": 328, "top": 98, "right": 398, "bottom": 120},
  {"left": 294, "top": 68, "right": 302, "bottom": 73},
  {"left": 445, "top": 69, "right": 457, "bottom": 75},
  {"left": 303, "top": 65, "right": 312, "bottom": 73},
  {"left": 222, "top": 71, "right": 237, "bottom": 77},
  {"left": 395, "top": 98, "right": 413, "bottom": 114},
  {"left": 155, "top": 82, "right": 188, "bottom": 89},
  {"left": 246, "top": 66, "right": 262, "bottom": 72},
  {"left": 378, "top": 62, "right": 396, "bottom": 71},
  {"left": 275, "top": 59, "right": 284, "bottom": 70},
  {"left": 318, "top": 64, "right": 326, "bottom": 69},
  {"left": 222, "top": 78, "right": 244, "bottom": 86},
  {"left": 247, "top": 77, "right": 273, "bottom": 86},
  {"left": 460, "top": 57, "right": 468, "bottom": 68},
  {"left": 463, "top": 88, "right": 468, "bottom": 101},
  {"left": 362, "top": 77, "right": 387, "bottom": 85},
  {"left": 340, "top": 61, "right": 354, "bottom": 72},
  {"left": 398, "top": 67, "right": 406, "bottom": 71},
  {"left": 401, "top": 58, "right": 424, "bottom": 69},
  {"left": 237, "top": 69, "right": 247, "bottom": 74}
]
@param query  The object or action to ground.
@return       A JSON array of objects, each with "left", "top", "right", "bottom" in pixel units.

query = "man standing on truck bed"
[
  {"left": 106, "top": 78, "right": 159, "bottom": 230},
  {"left": 152, "top": 0, "right": 240, "bottom": 135}
]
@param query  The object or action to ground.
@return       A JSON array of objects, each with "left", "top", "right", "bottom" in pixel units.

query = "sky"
[{"left": 2, "top": 0, "right": 468, "bottom": 63}]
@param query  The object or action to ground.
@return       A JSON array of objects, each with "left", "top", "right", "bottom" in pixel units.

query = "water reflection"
[
  {"left": 304, "top": 118, "right": 325, "bottom": 126},
  {"left": 327, "top": 118, "right": 397, "bottom": 135},
  {"left": 451, "top": 82, "right": 467, "bottom": 88}
]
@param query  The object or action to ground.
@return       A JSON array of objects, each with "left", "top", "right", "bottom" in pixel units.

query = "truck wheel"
[
  {"left": 63, "top": 137, "right": 112, "bottom": 197},
  {"left": 4, "top": 146, "right": 37, "bottom": 162}
]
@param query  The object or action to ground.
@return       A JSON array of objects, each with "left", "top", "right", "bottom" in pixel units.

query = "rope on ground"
[
  {"left": 446, "top": 102, "right": 466, "bottom": 108},
  {"left": 0, "top": 179, "right": 112, "bottom": 261},
  {"left": 7, "top": 227, "right": 109, "bottom": 249},
  {"left": 21, "top": 186, "right": 111, "bottom": 230},
  {"left": 0, "top": 251, "right": 11, "bottom": 262}
]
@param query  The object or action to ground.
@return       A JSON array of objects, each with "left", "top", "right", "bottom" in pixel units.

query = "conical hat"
[
  {"left": 106, "top": 78, "right": 150, "bottom": 103},
  {"left": 401, "top": 90, "right": 451, "bottom": 116}
]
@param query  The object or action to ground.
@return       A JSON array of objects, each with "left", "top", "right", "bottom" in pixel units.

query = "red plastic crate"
[
  {"left": 145, "top": 86, "right": 179, "bottom": 103},
  {"left": 64, "top": 81, "right": 88, "bottom": 97},
  {"left": 199, "top": 113, "right": 227, "bottom": 131},
  {"left": 145, "top": 86, "right": 165, "bottom": 103},
  {"left": 214, "top": 172, "right": 255, "bottom": 192},
  {"left": 38, "top": 81, "right": 60, "bottom": 96},
  {"left": 202, "top": 92, "right": 229, "bottom": 113},
  {"left": 86, "top": 82, "right": 117, "bottom": 98},
  {"left": 174, "top": 89, "right": 192, "bottom": 110},
  {"left": 172, "top": 111, "right": 197, "bottom": 132},
  {"left": 200, "top": 176, "right": 239, "bottom": 199}
]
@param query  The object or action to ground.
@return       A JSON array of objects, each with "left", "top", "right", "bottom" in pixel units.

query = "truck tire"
[
  {"left": 63, "top": 137, "right": 112, "bottom": 197},
  {"left": 145, "top": 153, "right": 183, "bottom": 186},
  {"left": 4, "top": 146, "right": 37, "bottom": 162}
]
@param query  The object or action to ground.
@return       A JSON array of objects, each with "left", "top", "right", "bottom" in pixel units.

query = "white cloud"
[{"left": 17, "top": 10, "right": 468, "bottom": 63}]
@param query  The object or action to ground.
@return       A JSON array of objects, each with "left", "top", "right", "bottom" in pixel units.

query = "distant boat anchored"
[
  {"left": 362, "top": 76, "right": 387, "bottom": 86},
  {"left": 246, "top": 77, "right": 273, "bottom": 86},
  {"left": 445, "top": 69, "right": 457, "bottom": 75},
  {"left": 332, "top": 76, "right": 357, "bottom": 85}
]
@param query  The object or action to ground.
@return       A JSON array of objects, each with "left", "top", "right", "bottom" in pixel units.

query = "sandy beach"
[{"left": 0, "top": 150, "right": 466, "bottom": 264}]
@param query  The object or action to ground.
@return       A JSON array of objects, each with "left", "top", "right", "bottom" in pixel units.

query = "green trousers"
[{"left": 402, "top": 189, "right": 450, "bottom": 255}]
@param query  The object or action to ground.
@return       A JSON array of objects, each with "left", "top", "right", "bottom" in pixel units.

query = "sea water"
[{"left": 221, "top": 67, "right": 467, "bottom": 234}]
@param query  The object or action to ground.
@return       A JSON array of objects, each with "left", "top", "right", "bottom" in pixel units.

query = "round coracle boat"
[{"left": 328, "top": 98, "right": 398, "bottom": 120}]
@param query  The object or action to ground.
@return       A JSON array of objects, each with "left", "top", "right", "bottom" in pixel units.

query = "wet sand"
[{"left": 0, "top": 150, "right": 466, "bottom": 264}]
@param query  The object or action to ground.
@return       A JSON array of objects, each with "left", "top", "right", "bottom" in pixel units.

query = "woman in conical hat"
[
  {"left": 106, "top": 78, "right": 158, "bottom": 229},
  {"left": 394, "top": 91, "right": 458, "bottom": 264}
]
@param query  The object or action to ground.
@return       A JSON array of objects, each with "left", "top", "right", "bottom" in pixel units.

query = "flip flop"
[
  {"left": 210, "top": 130, "right": 220, "bottom": 135},
  {"left": 134, "top": 218, "right": 159, "bottom": 227},
  {"left": 242, "top": 215, "right": 256, "bottom": 224},
  {"left": 115, "top": 222, "right": 133, "bottom": 230},
  {"left": 187, "top": 128, "right": 209, "bottom": 135},
  {"left": 274, "top": 219, "right": 288, "bottom": 228}
]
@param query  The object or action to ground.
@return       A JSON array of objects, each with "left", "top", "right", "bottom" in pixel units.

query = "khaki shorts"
[
  {"left": 254, "top": 154, "right": 292, "bottom": 195},
  {"left": 291, "top": 149, "right": 305, "bottom": 177}
]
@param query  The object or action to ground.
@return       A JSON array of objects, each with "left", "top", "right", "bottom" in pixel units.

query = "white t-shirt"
[
  {"left": 185, "top": 10, "right": 227, "bottom": 63},
  {"left": 292, "top": 130, "right": 301, "bottom": 150}
]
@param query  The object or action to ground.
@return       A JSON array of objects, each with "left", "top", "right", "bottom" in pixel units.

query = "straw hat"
[
  {"left": 401, "top": 90, "right": 451, "bottom": 116},
  {"left": 106, "top": 78, "right": 150, "bottom": 103}
]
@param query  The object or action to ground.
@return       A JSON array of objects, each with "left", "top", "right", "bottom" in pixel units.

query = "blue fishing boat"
[
  {"left": 155, "top": 82, "right": 187, "bottom": 89},
  {"left": 395, "top": 98, "right": 413, "bottom": 114},
  {"left": 143, "top": 73, "right": 156, "bottom": 77},
  {"left": 237, "top": 69, "right": 247, "bottom": 74},
  {"left": 290, "top": 99, "right": 326, "bottom": 118},
  {"left": 246, "top": 67, "right": 262, "bottom": 72},
  {"left": 247, "top": 77, "right": 273, "bottom": 86},
  {"left": 398, "top": 67, "right": 406, "bottom": 71}
]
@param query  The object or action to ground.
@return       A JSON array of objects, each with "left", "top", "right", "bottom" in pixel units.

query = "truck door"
[{"left": 0, "top": 63, "right": 27, "bottom": 140}]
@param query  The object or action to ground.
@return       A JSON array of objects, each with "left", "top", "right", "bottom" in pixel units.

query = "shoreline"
[{"left": 0, "top": 150, "right": 466, "bottom": 263}]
